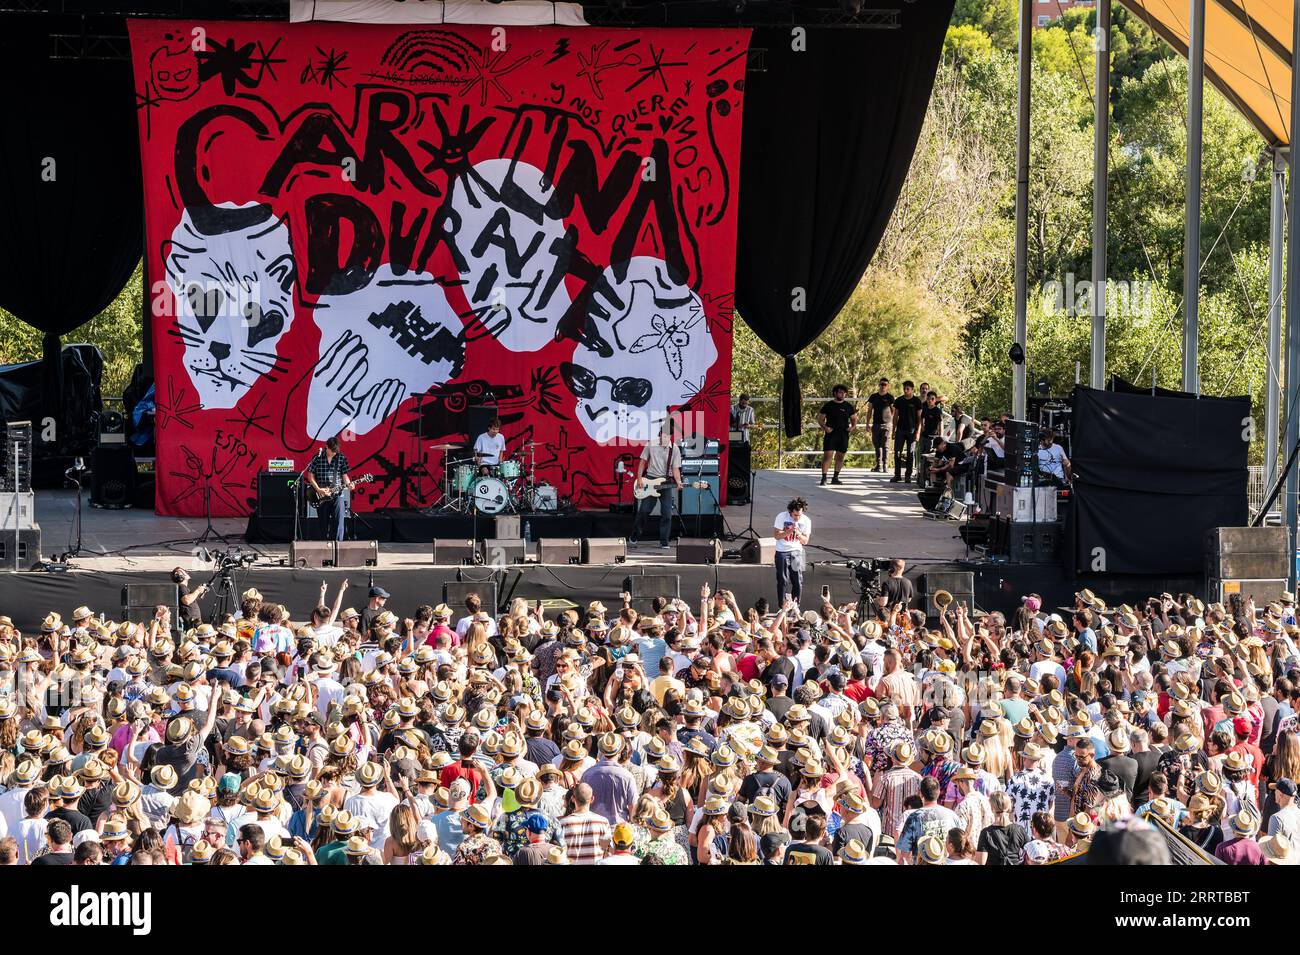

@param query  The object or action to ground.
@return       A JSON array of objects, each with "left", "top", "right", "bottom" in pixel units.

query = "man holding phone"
[{"left": 773, "top": 497, "right": 812, "bottom": 607}]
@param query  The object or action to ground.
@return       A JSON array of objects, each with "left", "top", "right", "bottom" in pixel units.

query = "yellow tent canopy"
[{"left": 1120, "top": 0, "right": 1291, "bottom": 145}]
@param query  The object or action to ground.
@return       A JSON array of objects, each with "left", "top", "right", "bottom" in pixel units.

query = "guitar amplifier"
[
  {"left": 537, "top": 538, "right": 582, "bottom": 565},
  {"left": 582, "top": 538, "right": 627, "bottom": 564},
  {"left": 290, "top": 541, "right": 334, "bottom": 568},
  {"left": 434, "top": 539, "right": 478, "bottom": 565},
  {"left": 335, "top": 540, "right": 378, "bottom": 567},
  {"left": 677, "top": 538, "right": 722, "bottom": 564},
  {"left": 258, "top": 471, "right": 303, "bottom": 517}
]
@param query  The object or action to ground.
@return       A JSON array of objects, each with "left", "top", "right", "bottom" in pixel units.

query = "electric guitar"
[
  {"left": 307, "top": 472, "right": 373, "bottom": 505},
  {"left": 632, "top": 477, "right": 710, "bottom": 501}
]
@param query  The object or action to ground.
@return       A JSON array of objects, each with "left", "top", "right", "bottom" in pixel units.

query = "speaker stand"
[{"left": 193, "top": 482, "right": 230, "bottom": 546}]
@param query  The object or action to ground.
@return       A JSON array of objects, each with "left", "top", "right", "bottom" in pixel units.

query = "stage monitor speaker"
[
  {"left": 0, "top": 525, "right": 40, "bottom": 566},
  {"left": 623, "top": 573, "right": 680, "bottom": 615},
  {"left": 257, "top": 472, "right": 302, "bottom": 517},
  {"left": 335, "top": 540, "right": 378, "bottom": 567},
  {"left": 91, "top": 445, "right": 135, "bottom": 509},
  {"left": 434, "top": 539, "right": 478, "bottom": 565},
  {"left": 582, "top": 538, "right": 627, "bottom": 564},
  {"left": 290, "top": 541, "right": 334, "bottom": 568},
  {"left": 445, "top": 578, "right": 500, "bottom": 615},
  {"left": 123, "top": 581, "right": 176, "bottom": 622},
  {"left": 677, "top": 538, "right": 722, "bottom": 564},
  {"left": 740, "top": 537, "right": 776, "bottom": 565},
  {"left": 481, "top": 538, "right": 526, "bottom": 565},
  {"left": 466, "top": 404, "right": 497, "bottom": 443},
  {"left": 727, "top": 442, "right": 751, "bottom": 505},
  {"left": 494, "top": 515, "right": 521, "bottom": 540},
  {"left": 537, "top": 538, "right": 582, "bottom": 564}
]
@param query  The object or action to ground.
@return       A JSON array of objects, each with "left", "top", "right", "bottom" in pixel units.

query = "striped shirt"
[
  {"left": 1051, "top": 747, "right": 1078, "bottom": 821},
  {"left": 871, "top": 766, "right": 921, "bottom": 839},
  {"left": 558, "top": 810, "right": 611, "bottom": 865}
]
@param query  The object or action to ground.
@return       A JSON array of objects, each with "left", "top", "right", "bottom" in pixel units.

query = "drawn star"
[
  {"left": 548, "top": 429, "right": 587, "bottom": 473},
  {"left": 576, "top": 39, "right": 640, "bottom": 100},
  {"left": 458, "top": 47, "right": 543, "bottom": 107},
  {"left": 302, "top": 46, "right": 350, "bottom": 89},
  {"left": 155, "top": 376, "right": 202, "bottom": 431},
  {"left": 134, "top": 86, "right": 163, "bottom": 137},
  {"left": 252, "top": 38, "right": 286, "bottom": 81},
  {"left": 224, "top": 393, "right": 273, "bottom": 440},
  {"left": 625, "top": 43, "right": 688, "bottom": 94}
]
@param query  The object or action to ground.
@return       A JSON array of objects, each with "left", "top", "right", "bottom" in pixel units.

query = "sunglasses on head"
[{"left": 561, "top": 362, "right": 653, "bottom": 408}]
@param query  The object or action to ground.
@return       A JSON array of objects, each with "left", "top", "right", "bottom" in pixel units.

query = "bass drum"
[
  {"left": 527, "top": 483, "right": 558, "bottom": 512},
  {"left": 472, "top": 477, "right": 511, "bottom": 514}
]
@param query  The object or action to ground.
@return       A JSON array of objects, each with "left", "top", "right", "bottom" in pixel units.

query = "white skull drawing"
[
  {"left": 309, "top": 264, "right": 464, "bottom": 442},
  {"left": 568, "top": 256, "right": 719, "bottom": 443},
  {"left": 449, "top": 158, "right": 573, "bottom": 353},
  {"left": 164, "top": 202, "right": 296, "bottom": 410}
]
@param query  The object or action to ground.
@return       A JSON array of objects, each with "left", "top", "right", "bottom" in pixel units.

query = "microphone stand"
[{"left": 290, "top": 459, "right": 312, "bottom": 544}]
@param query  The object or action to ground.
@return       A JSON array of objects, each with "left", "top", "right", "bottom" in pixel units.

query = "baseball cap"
[
  {"left": 759, "top": 831, "right": 790, "bottom": 860},
  {"left": 770, "top": 674, "right": 789, "bottom": 688},
  {"left": 1276, "top": 778, "right": 1298, "bottom": 798},
  {"left": 525, "top": 812, "right": 551, "bottom": 834},
  {"left": 369, "top": 586, "right": 390, "bottom": 599},
  {"left": 611, "top": 822, "right": 635, "bottom": 847}
]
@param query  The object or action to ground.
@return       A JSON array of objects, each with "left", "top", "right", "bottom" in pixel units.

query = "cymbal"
[{"left": 429, "top": 443, "right": 462, "bottom": 450}]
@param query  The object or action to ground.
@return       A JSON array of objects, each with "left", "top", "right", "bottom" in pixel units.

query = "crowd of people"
[{"left": 0, "top": 574, "right": 1294, "bottom": 866}]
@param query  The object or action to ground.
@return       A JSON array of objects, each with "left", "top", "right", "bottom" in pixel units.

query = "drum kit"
[{"left": 428, "top": 441, "right": 558, "bottom": 516}]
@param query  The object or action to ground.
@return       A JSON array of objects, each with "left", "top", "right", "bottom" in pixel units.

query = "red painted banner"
[{"left": 127, "top": 20, "right": 748, "bottom": 516}]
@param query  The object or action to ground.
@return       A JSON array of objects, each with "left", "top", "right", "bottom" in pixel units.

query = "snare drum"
[
  {"left": 452, "top": 463, "right": 477, "bottom": 494},
  {"left": 497, "top": 458, "right": 522, "bottom": 481}
]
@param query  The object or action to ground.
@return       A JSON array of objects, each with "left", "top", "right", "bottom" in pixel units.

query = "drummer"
[{"left": 474, "top": 417, "right": 507, "bottom": 476}]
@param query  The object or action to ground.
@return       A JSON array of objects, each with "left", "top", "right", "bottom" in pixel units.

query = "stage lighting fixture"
[
  {"left": 1008, "top": 342, "right": 1025, "bottom": 365},
  {"left": 730, "top": 0, "right": 746, "bottom": 13},
  {"left": 840, "top": 0, "right": 864, "bottom": 14},
  {"left": 1035, "top": 377, "right": 1051, "bottom": 395}
]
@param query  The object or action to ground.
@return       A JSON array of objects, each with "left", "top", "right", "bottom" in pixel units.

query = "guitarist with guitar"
[
  {"left": 305, "top": 435, "right": 359, "bottom": 542},
  {"left": 631, "top": 419, "right": 684, "bottom": 549}
]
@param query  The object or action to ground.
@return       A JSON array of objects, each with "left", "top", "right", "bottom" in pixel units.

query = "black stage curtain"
[
  {"left": 735, "top": 4, "right": 954, "bottom": 436},
  {"left": 0, "top": 22, "right": 143, "bottom": 423},
  {"left": 1069, "top": 385, "right": 1248, "bottom": 576}
]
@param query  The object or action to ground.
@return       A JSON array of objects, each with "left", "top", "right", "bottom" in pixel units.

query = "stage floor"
[{"left": 27, "top": 467, "right": 967, "bottom": 572}]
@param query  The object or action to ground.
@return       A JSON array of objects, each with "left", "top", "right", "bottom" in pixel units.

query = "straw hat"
[
  {"left": 1228, "top": 808, "right": 1260, "bottom": 838},
  {"left": 839, "top": 839, "right": 869, "bottom": 865},
  {"left": 917, "top": 835, "right": 947, "bottom": 865},
  {"left": 1260, "top": 833, "right": 1296, "bottom": 865}
]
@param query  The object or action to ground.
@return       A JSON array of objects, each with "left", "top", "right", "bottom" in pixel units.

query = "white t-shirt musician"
[{"left": 474, "top": 429, "right": 507, "bottom": 466}]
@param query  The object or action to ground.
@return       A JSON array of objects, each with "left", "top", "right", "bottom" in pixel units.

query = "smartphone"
[{"left": 821, "top": 586, "right": 830, "bottom": 599}]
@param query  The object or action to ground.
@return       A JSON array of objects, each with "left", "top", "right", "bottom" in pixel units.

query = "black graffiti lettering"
[
  {"left": 611, "top": 139, "right": 684, "bottom": 281},
  {"left": 175, "top": 104, "right": 274, "bottom": 234},
  {"left": 471, "top": 207, "right": 546, "bottom": 279},
  {"left": 260, "top": 90, "right": 440, "bottom": 199},
  {"left": 415, "top": 198, "right": 469, "bottom": 275},
  {"left": 388, "top": 201, "right": 428, "bottom": 276},
  {"left": 303, "top": 193, "right": 384, "bottom": 296},
  {"left": 259, "top": 111, "right": 356, "bottom": 196}
]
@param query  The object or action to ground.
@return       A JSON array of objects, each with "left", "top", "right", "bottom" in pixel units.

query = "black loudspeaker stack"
[
  {"left": 727, "top": 441, "right": 751, "bottom": 505},
  {"left": 445, "top": 578, "right": 500, "bottom": 615},
  {"left": 623, "top": 574, "right": 681, "bottom": 615},
  {"left": 1001, "top": 419, "right": 1040, "bottom": 487},
  {"left": 91, "top": 445, "right": 135, "bottom": 509}
]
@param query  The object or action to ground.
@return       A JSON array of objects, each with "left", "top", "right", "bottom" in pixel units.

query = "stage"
[{"left": 0, "top": 467, "right": 1211, "bottom": 632}]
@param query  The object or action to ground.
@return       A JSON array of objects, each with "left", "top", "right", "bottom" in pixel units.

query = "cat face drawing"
[{"left": 163, "top": 203, "right": 295, "bottom": 410}]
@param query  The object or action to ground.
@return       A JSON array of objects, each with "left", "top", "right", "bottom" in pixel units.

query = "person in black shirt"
[
  {"left": 879, "top": 559, "right": 914, "bottom": 610},
  {"left": 890, "top": 381, "right": 923, "bottom": 483},
  {"left": 783, "top": 814, "right": 835, "bottom": 864},
  {"left": 171, "top": 567, "right": 208, "bottom": 628},
  {"left": 31, "top": 820, "right": 74, "bottom": 865},
  {"left": 918, "top": 391, "right": 944, "bottom": 486},
  {"left": 305, "top": 434, "right": 356, "bottom": 542},
  {"left": 866, "top": 379, "right": 894, "bottom": 473},
  {"left": 816, "top": 384, "right": 857, "bottom": 486}
]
